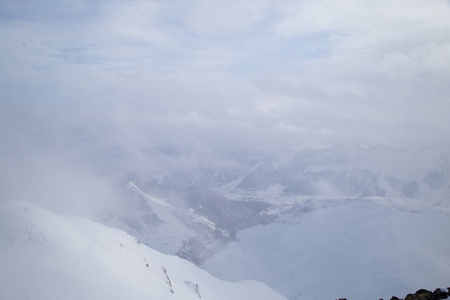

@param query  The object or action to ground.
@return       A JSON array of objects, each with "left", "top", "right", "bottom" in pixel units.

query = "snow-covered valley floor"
[{"left": 202, "top": 197, "right": 450, "bottom": 300}]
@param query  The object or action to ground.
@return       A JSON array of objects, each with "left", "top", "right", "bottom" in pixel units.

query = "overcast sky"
[
  {"left": 2, "top": 0, "right": 450, "bottom": 150},
  {"left": 1, "top": 1, "right": 450, "bottom": 212}
]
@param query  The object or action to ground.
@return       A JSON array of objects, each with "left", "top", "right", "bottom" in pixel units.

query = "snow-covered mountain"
[
  {"left": 211, "top": 145, "right": 450, "bottom": 204},
  {"left": 115, "top": 145, "right": 450, "bottom": 205},
  {"left": 89, "top": 145, "right": 450, "bottom": 300},
  {"left": 203, "top": 197, "right": 450, "bottom": 300},
  {"left": 99, "top": 180, "right": 275, "bottom": 264},
  {"left": 0, "top": 201, "right": 286, "bottom": 300}
]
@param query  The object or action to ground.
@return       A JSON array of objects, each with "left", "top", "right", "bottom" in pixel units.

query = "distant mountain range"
[
  {"left": 97, "top": 145, "right": 450, "bottom": 299},
  {"left": 4, "top": 145, "right": 447, "bottom": 299}
]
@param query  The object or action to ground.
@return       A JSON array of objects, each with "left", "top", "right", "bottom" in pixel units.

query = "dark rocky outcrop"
[
  {"left": 337, "top": 287, "right": 450, "bottom": 300},
  {"left": 386, "top": 287, "right": 450, "bottom": 300}
]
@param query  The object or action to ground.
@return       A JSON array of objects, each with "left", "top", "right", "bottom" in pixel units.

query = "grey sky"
[{"left": 2, "top": 0, "right": 450, "bottom": 151}]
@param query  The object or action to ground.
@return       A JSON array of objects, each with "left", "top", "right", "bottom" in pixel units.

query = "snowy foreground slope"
[
  {"left": 0, "top": 201, "right": 286, "bottom": 300},
  {"left": 203, "top": 198, "right": 450, "bottom": 300}
]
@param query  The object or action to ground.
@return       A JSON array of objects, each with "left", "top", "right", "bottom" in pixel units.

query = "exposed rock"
[{"left": 387, "top": 287, "right": 450, "bottom": 300}]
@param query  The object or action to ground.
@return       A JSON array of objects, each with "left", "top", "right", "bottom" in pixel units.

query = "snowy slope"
[
  {"left": 100, "top": 181, "right": 273, "bottom": 264},
  {"left": 0, "top": 201, "right": 286, "bottom": 300},
  {"left": 102, "top": 183, "right": 199, "bottom": 255},
  {"left": 100, "top": 146, "right": 450, "bottom": 265},
  {"left": 61, "top": 145, "right": 450, "bottom": 300},
  {"left": 203, "top": 198, "right": 450, "bottom": 300}
]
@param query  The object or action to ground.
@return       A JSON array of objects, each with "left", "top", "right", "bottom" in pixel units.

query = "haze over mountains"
[
  {"left": 98, "top": 144, "right": 450, "bottom": 299},
  {"left": 1, "top": 102, "right": 450, "bottom": 299},
  {"left": 2, "top": 139, "right": 450, "bottom": 299}
]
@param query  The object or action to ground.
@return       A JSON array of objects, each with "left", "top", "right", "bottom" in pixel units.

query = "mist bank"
[{"left": 1, "top": 100, "right": 449, "bottom": 216}]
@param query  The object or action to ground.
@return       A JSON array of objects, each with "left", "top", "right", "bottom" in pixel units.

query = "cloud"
[
  {"left": 183, "top": 0, "right": 273, "bottom": 36},
  {"left": 0, "top": 103, "right": 121, "bottom": 216},
  {"left": 1, "top": 0, "right": 450, "bottom": 213}
]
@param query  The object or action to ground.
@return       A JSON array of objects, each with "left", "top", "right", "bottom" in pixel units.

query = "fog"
[{"left": 1, "top": 0, "right": 450, "bottom": 215}]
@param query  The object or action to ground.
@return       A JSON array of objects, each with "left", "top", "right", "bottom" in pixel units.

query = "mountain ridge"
[{"left": 0, "top": 201, "right": 286, "bottom": 300}]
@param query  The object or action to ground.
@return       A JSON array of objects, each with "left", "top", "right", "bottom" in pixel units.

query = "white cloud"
[
  {"left": 1, "top": 0, "right": 450, "bottom": 156},
  {"left": 183, "top": 0, "right": 273, "bottom": 35},
  {"left": 101, "top": 1, "right": 175, "bottom": 46}
]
